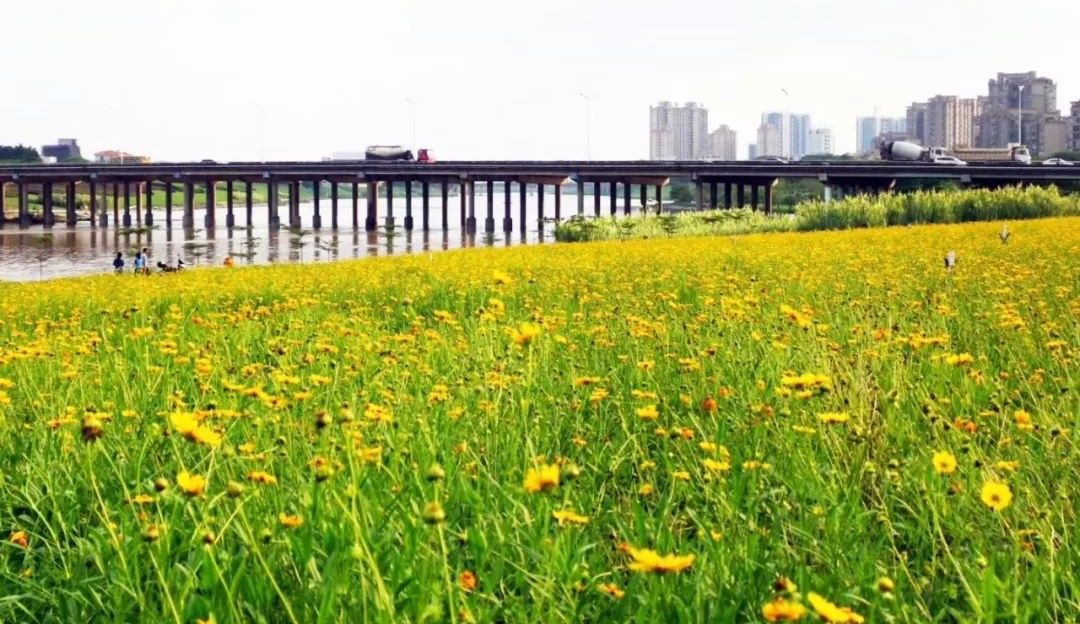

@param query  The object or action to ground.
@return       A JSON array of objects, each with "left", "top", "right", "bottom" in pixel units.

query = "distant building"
[
  {"left": 707, "top": 125, "right": 738, "bottom": 160},
  {"left": 976, "top": 72, "right": 1062, "bottom": 155},
  {"left": 756, "top": 124, "right": 783, "bottom": 157},
  {"left": 789, "top": 114, "right": 811, "bottom": 158},
  {"left": 807, "top": 128, "right": 833, "bottom": 155},
  {"left": 41, "top": 138, "right": 81, "bottom": 161},
  {"left": 1071, "top": 101, "right": 1080, "bottom": 150},
  {"left": 880, "top": 117, "right": 906, "bottom": 134},
  {"left": 856, "top": 117, "right": 880, "bottom": 153},
  {"left": 748, "top": 143, "right": 758, "bottom": 160},
  {"left": 94, "top": 150, "right": 150, "bottom": 164},
  {"left": 920, "top": 95, "right": 978, "bottom": 149},
  {"left": 906, "top": 103, "right": 929, "bottom": 145},
  {"left": 650, "top": 101, "right": 708, "bottom": 160}
]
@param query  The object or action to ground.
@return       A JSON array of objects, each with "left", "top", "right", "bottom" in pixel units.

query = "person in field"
[{"left": 112, "top": 252, "right": 124, "bottom": 274}]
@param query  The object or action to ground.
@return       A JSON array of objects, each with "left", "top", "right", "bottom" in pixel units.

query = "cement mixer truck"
[{"left": 880, "top": 141, "right": 1031, "bottom": 165}]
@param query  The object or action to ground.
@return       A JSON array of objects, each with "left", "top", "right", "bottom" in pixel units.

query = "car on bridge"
[
  {"left": 1042, "top": 157, "right": 1074, "bottom": 166},
  {"left": 931, "top": 155, "right": 967, "bottom": 166},
  {"left": 752, "top": 156, "right": 790, "bottom": 164}
]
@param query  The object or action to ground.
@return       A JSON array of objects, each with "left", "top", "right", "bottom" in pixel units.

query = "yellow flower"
[
  {"left": 597, "top": 583, "right": 625, "bottom": 599},
  {"left": 279, "top": 513, "right": 303, "bottom": 528},
  {"left": 177, "top": 470, "right": 207, "bottom": 497},
  {"left": 523, "top": 464, "right": 560, "bottom": 493},
  {"left": 170, "top": 411, "right": 221, "bottom": 447},
  {"left": 702, "top": 459, "right": 731, "bottom": 473},
  {"left": 807, "top": 593, "right": 863, "bottom": 623},
  {"left": 932, "top": 451, "right": 957, "bottom": 474},
  {"left": 762, "top": 597, "right": 807, "bottom": 621},
  {"left": 944, "top": 353, "right": 975, "bottom": 366},
  {"left": 981, "top": 481, "right": 1013, "bottom": 511},
  {"left": 247, "top": 471, "right": 277, "bottom": 485},
  {"left": 624, "top": 546, "right": 695, "bottom": 573},
  {"left": 510, "top": 323, "right": 541, "bottom": 347},
  {"left": 552, "top": 510, "right": 590, "bottom": 526},
  {"left": 818, "top": 412, "right": 850, "bottom": 424},
  {"left": 492, "top": 269, "right": 513, "bottom": 285},
  {"left": 638, "top": 483, "right": 654, "bottom": 496},
  {"left": 1014, "top": 410, "right": 1033, "bottom": 431},
  {"left": 636, "top": 404, "right": 659, "bottom": 421}
]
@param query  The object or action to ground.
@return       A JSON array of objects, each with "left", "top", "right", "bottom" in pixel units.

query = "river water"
[{"left": 0, "top": 191, "right": 638, "bottom": 281}]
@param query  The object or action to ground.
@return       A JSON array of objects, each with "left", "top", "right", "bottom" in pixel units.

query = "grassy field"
[
  {"left": 0, "top": 217, "right": 1077, "bottom": 622},
  {"left": 555, "top": 186, "right": 1080, "bottom": 242}
]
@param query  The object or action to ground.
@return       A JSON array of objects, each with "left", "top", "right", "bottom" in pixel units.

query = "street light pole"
[
  {"left": 578, "top": 93, "right": 591, "bottom": 160},
  {"left": 1017, "top": 85, "right": 1025, "bottom": 146}
]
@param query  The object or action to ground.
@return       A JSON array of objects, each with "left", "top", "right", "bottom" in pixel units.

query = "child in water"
[{"left": 113, "top": 252, "right": 124, "bottom": 273}]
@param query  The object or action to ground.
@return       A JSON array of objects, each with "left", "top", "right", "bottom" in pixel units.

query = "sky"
[{"left": 2, "top": 0, "right": 1077, "bottom": 162}]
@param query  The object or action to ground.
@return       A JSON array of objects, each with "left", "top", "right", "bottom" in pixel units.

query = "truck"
[
  {"left": 365, "top": 146, "right": 414, "bottom": 161},
  {"left": 880, "top": 140, "right": 1031, "bottom": 164}
]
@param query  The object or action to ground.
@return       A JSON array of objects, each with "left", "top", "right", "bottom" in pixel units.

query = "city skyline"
[{"left": 1, "top": 0, "right": 1077, "bottom": 161}]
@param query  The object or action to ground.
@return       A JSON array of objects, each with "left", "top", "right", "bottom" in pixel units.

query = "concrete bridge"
[{"left": 1, "top": 160, "right": 1077, "bottom": 233}]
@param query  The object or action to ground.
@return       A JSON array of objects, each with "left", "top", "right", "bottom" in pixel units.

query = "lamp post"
[
  {"left": 578, "top": 92, "right": 591, "bottom": 160},
  {"left": 404, "top": 98, "right": 417, "bottom": 152},
  {"left": 1016, "top": 85, "right": 1025, "bottom": 146}
]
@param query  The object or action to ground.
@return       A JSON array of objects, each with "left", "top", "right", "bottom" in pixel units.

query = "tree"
[
  {"left": 1050, "top": 150, "right": 1080, "bottom": 161},
  {"left": 0, "top": 145, "right": 42, "bottom": 163},
  {"left": 668, "top": 183, "right": 694, "bottom": 205}
]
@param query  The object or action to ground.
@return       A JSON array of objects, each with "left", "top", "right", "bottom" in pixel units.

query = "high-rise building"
[
  {"left": 880, "top": 118, "right": 907, "bottom": 135},
  {"left": 807, "top": 128, "right": 833, "bottom": 155},
  {"left": 707, "top": 125, "right": 738, "bottom": 160},
  {"left": 1071, "top": 101, "right": 1080, "bottom": 150},
  {"left": 748, "top": 143, "right": 758, "bottom": 160},
  {"left": 789, "top": 114, "right": 811, "bottom": 158},
  {"left": 649, "top": 101, "right": 708, "bottom": 160},
  {"left": 923, "top": 95, "right": 978, "bottom": 149},
  {"left": 756, "top": 124, "right": 783, "bottom": 157},
  {"left": 41, "top": 138, "right": 82, "bottom": 161},
  {"left": 762, "top": 112, "right": 787, "bottom": 156},
  {"left": 856, "top": 117, "right": 880, "bottom": 153},
  {"left": 975, "top": 72, "right": 1062, "bottom": 155},
  {"left": 906, "top": 103, "right": 929, "bottom": 145}
]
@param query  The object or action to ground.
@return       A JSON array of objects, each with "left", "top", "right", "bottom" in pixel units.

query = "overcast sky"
[{"left": 2, "top": 0, "right": 1076, "bottom": 161}]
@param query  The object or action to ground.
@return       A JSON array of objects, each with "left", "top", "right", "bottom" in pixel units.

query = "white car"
[
  {"left": 1042, "top": 158, "right": 1074, "bottom": 166},
  {"left": 932, "top": 156, "right": 967, "bottom": 166}
]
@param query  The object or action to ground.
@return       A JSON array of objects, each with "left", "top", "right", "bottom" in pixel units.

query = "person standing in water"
[{"left": 113, "top": 252, "right": 125, "bottom": 274}]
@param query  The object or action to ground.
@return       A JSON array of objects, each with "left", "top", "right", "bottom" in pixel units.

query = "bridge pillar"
[
  {"left": 99, "top": 184, "right": 109, "bottom": 228},
  {"left": 536, "top": 184, "right": 545, "bottom": 227},
  {"left": 88, "top": 181, "right": 97, "bottom": 227},
  {"left": 764, "top": 183, "right": 773, "bottom": 215},
  {"left": 639, "top": 184, "right": 646, "bottom": 214},
  {"left": 351, "top": 182, "right": 359, "bottom": 229},
  {"left": 751, "top": 185, "right": 759, "bottom": 211},
  {"left": 144, "top": 181, "right": 154, "bottom": 226},
  {"left": 485, "top": 180, "right": 495, "bottom": 233},
  {"left": 313, "top": 181, "right": 322, "bottom": 229},
  {"left": 164, "top": 183, "right": 173, "bottom": 227},
  {"left": 440, "top": 181, "right": 449, "bottom": 230},
  {"left": 577, "top": 179, "right": 585, "bottom": 216},
  {"left": 42, "top": 182, "right": 55, "bottom": 228},
  {"left": 18, "top": 182, "right": 31, "bottom": 228},
  {"left": 466, "top": 180, "right": 477, "bottom": 233},
  {"left": 736, "top": 184, "right": 745, "bottom": 208},
  {"left": 404, "top": 181, "right": 414, "bottom": 231},
  {"left": 331, "top": 181, "right": 339, "bottom": 229},
  {"left": 609, "top": 182, "right": 617, "bottom": 215},
  {"left": 245, "top": 182, "right": 254, "bottom": 227},
  {"left": 709, "top": 182, "right": 718, "bottom": 208},
  {"left": 724, "top": 183, "right": 732, "bottom": 209},
  {"left": 385, "top": 181, "right": 395, "bottom": 230},
  {"left": 134, "top": 183, "right": 142, "bottom": 225},
  {"left": 503, "top": 181, "right": 512, "bottom": 231},
  {"left": 66, "top": 181, "right": 77, "bottom": 227},
  {"left": 623, "top": 182, "right": 631, "bottom": 216},
  {"left": 206, "top": 181, "right": 217, "bottom": 229},
  {"left": 183, "top": 181, "right": 195, "bottom": 228},
  {"left": 695, "top": 181, "right": 704, "bottom": 211},
  {"left": 654, "top": 184, "right": 663, "bottom": 214},
  {"left": 593, "top": 182, "right": 601, "bottom": 217},
  {"left": 459, "top": 180, "right": 468, "bottom": 230},
  {"left": 268, "top": 181, "right": 280, "bottom": 228},
  {"left": 365, "top": 182, "right": 378, "bottom": 231},
  {"left": 421, "top": 181, "right": 430, "bottom": 231},
  {"left": 518, "top": 182, "right": 527, "bottom": 232},
  {"left": 121, "top": 182, "right": 132, "bottom": 227},
  {"left": 111, "top": 183, "right": 119, "bottom": 227},
  {"left": 554, "top": 182, "right": 562, "bottom": 221},
  {"left": 224, "top": 180, "right": 235, "bottom": 228}
]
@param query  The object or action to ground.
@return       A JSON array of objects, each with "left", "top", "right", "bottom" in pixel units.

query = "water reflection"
[{"left": 0, "top": 191, "right": 623, "bottom": 281}]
